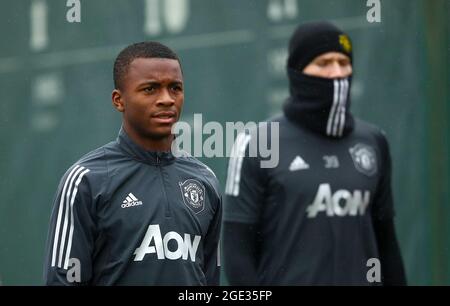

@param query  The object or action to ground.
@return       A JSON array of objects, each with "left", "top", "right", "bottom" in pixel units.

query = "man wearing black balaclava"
[{"left": 223, "top": 21, "right": 407, "bottom": 285}]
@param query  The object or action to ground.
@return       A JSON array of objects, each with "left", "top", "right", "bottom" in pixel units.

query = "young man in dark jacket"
[{"left": 44, "top": 42, "right": 222, "bottom": 285}]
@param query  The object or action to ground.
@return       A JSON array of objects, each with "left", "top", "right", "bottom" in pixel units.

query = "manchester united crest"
[
  {"left": 349, "top": 143, "right": 378, "bottom": 177},
  {"left": 339, "top": 34, "right": 352, "bottom": 53},
  {"left": 179, "top": 179, "right": 205, "bottom": 214}
]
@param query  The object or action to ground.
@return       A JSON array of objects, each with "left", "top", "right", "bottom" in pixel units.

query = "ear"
[{"left": 112, "top": 89, "right": 125, "bottom": 113}]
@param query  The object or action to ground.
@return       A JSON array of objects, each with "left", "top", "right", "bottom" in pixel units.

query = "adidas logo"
[
  {"left": 121, "top": 193, "right": 143, "bottom": 208},
  {"left": 289, "top": 155, "right": 310, "bottom": 171}
]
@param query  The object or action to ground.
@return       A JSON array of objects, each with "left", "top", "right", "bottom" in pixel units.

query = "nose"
[
  {"left": 156, "top": 88, "right": 175, "bottom": 107},
  {"left": 328, "top": 62, "right": 347, "bottom": 79}
]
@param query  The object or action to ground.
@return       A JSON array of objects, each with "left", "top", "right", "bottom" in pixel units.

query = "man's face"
[
  {"left": 302, "top": 52, "right": 352, "bottom": 79},
  {"left": 113, "top": 57, "right": 184, "bottom": 140}
]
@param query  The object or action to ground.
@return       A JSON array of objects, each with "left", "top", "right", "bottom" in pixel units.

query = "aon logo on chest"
[
  {"left": 133, "top": 224, "right": 201, "bottom": 262},
  {"left": 306, "top": 183, "right": 371, "bottom": 218}
]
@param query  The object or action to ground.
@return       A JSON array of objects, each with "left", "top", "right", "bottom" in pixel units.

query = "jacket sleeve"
[
  {"left": 372, "top": 130, "right": 395, "bottom": 220},
  {"left": 223, "top": 221, "right": 260, "bottom": 285},
  {"left": 43, "top": 165, "right": 96, "bottom": 286},
  {"left": 224, "top": 133, "right": 266, "bottom": 224},
  {"left": 223, "top": 132, "right": 267, "bottom": 285},
  {"left": 372, "top": 130, "right": 407, "bottom": 285},
  {"left": 203, "top": 195, "right": 223, "bottom": 286},
  {"left": 372, "top": 217, "right": 407, "bottom": 285}
]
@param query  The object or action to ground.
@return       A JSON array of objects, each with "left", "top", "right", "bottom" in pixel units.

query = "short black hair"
[{"left": 113, "top": 41, "right": 180, "bottom": 90}]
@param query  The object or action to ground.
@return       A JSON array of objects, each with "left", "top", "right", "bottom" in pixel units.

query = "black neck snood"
[{"left": 283, "top": 68, "right": 355, "bottom": 138}]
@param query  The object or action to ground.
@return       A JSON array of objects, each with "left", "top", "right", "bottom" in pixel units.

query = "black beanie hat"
[{"left": 287, "top": 21, "right": 353, "bottom": 71}]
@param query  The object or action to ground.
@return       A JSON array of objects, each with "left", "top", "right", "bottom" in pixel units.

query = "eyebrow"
[
  {"left": 317, "top": 57, "right": 349, "bottom": 62},
  {"left": 137, "top": 80, "right": 183, "bottom": 87}
]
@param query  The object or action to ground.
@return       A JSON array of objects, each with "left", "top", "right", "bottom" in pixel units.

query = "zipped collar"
[{"left": 116, "top": 127, "right": 176, "bottom": 166}]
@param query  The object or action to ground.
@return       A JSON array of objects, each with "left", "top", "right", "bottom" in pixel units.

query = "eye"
[
  {"left": 143, "top": 85, "right": 157, "bottom": 93},
  {"left": 171, "top": 84, "right": 183, "bottom": 92},
  {"left": 316, "top": 60, "right": 329, "bottom": 67},
  {"left": 339, "top": 59, "right": 351, "bottom": 67}
]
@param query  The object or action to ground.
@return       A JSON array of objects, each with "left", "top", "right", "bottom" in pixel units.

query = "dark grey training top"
[
  {"left": 224, "top": 114, "right": 394, "bottom": 285},
  {"left": 44, "top": 128, "right": 222, "bottom": 285}
]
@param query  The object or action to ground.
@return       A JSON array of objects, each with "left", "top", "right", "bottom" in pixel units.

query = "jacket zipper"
[{"left": 156, "top": 155, "right": 172, "bottom": 218}]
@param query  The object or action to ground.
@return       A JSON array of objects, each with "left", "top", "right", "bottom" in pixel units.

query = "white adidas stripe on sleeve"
[
  {"left": 51, "top": 165, "right": 80, "bottom": 267},
  {"left": 51, "top": 165, "right": 90, "bottom": 269},
  {"left": 225, "top": 133, "right": 251, "bottom": 196},
  {"left": 64, "top": 168, "right": 90, "bottom": 269}
]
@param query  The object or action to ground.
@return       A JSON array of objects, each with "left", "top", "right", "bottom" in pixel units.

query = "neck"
[
  {"left": 123, "top": 124, "right": 173, "bottom": 152},
  {"left": 283, "top": 69, "right": 355, "bottom": 138}
]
